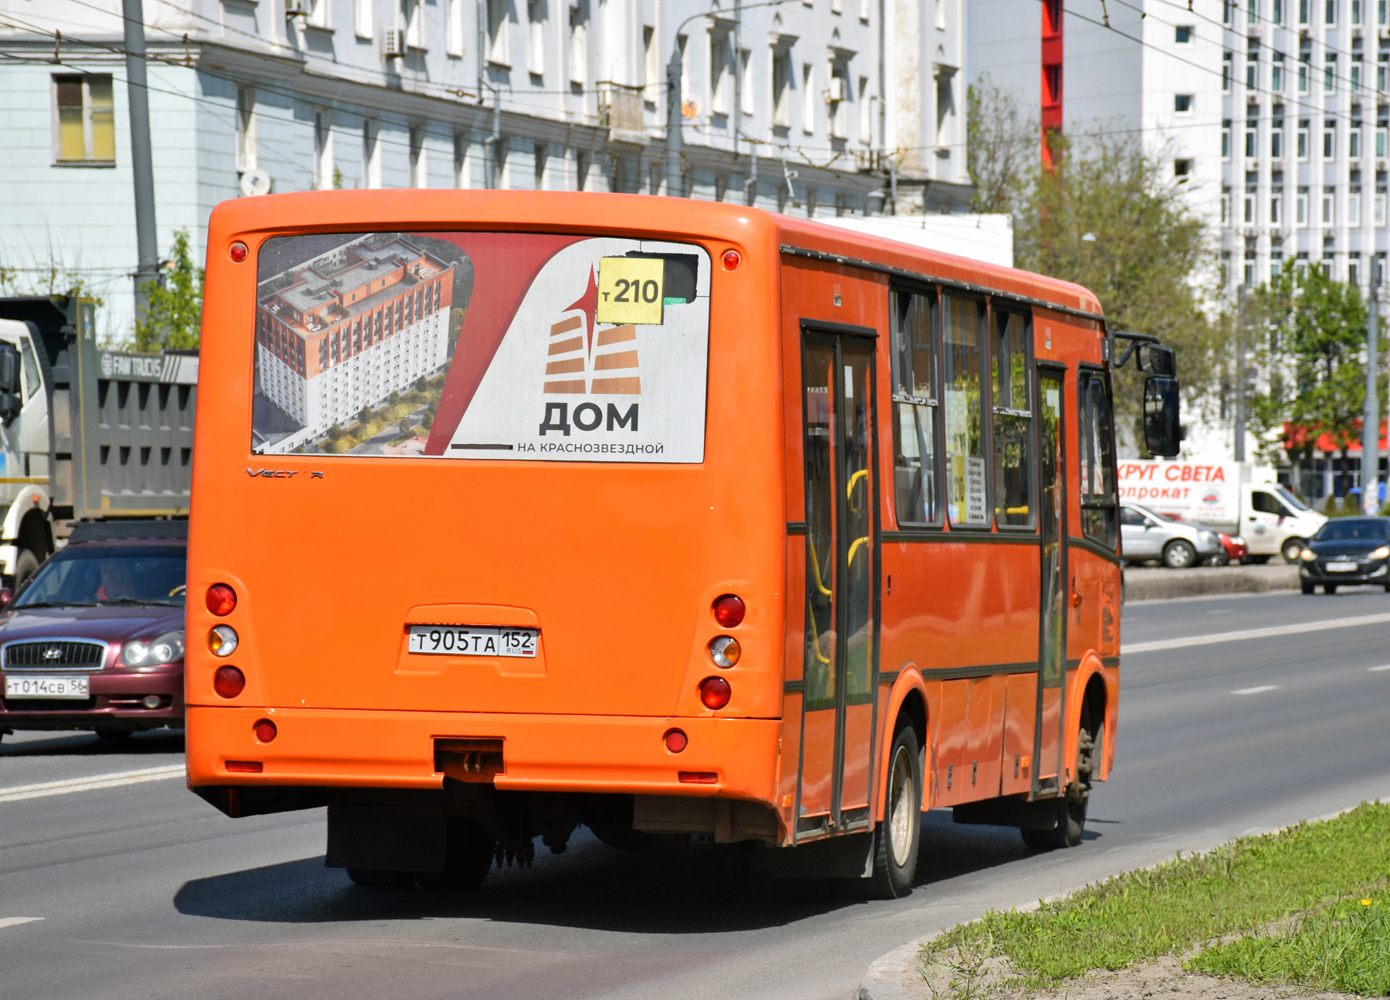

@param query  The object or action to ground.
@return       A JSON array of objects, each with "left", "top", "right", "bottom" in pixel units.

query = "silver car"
[{"left": 1120, "top": 503, "right": 1225, "bottom": 569}]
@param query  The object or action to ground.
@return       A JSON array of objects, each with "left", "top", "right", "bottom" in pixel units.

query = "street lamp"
[{"left": 665, "top": 0, "right": 791, "bottom": 198}]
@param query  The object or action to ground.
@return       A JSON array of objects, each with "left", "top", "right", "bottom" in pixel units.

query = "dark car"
[
  {"left": 0, "top": 526, "right": 185, "bottom": 741},
  {"left": 1298, "top": 516, "right": 1390, "bottom": 594}
]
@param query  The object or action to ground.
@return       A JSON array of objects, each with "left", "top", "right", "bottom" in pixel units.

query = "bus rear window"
[{"left": 251, "top": 232, "right": 710, "bottom": 462}]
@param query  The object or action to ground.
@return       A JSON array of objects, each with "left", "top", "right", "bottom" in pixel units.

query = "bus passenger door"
[
  {"left": 797, "top": 329, "right": 879, "bottom": 837},
  {"left": 1033, "top": 367, "right": 1067, "bottom": 795}
]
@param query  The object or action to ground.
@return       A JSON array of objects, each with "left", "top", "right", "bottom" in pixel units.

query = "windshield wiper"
[
  {"left": 10, "top": 601, "right": 100, "bottom": 609},
  {"left": 96, "top": 598, "right": 184, "bottom": 607}
]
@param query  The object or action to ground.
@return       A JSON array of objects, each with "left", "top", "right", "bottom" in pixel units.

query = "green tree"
[
  {"left": 328, "top": 422, "right": 343, "bottom": 441},
  {"left": 966, "top": 75, "right": 1038, "bottom": 214},
  {"left": 388, "top": 390, "right": 401, "bottom": 407},
  {"left": 1247, "top": 266, "right": 1379, "bottom": 491},
  {"left": 357, "top": 406, "right": 372, "bottom": 425},
  {"left": 132, "top": 229, "right": 203, "bottom": 351},
  {"left": 1011, "top": 133, "right": 1220, "bottom": 436}
]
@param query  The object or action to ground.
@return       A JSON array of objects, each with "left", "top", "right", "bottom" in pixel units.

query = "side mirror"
[
  {"left": 0, "top": 588, "right": 13, "bottom": 611},
  {"left": 0, "top": 343, "right": 21, "bottom": 424},
  {"left": 1137, "top": 344, "right": 1176, "bottom": 376},
  {"left": 1144, "top": 375, "right": 1181, "bottom": 457}
]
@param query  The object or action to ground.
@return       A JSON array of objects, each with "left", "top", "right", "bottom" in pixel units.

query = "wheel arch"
[
  {"left": 1065, "top": 652, "right": 1114, "bottom": 784},
  {"left": 874, "top": 665, "right": 928, "bottom": 823}
]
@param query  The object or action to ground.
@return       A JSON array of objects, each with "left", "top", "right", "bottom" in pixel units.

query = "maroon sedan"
[{"left": 0, "top": 534, "right": 185, "bottom": 741}]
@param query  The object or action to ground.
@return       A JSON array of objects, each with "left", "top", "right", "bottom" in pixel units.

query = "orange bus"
[{"left": 186, "top": 192, "right": 1179, "bottom": 898}]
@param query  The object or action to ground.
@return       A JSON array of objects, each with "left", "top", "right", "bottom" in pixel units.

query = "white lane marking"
[
  {"left": 0, "top": 917, "right": 44, "bottom": 929},
  {"left": 0, "top": 765, "right": 183, "bottom": 804},
  {"left": 1121, "top": 612, "right": 1390, "bottom": 655},
  {"left": 1232, "top": 685, "right": 1281, "bottom": 695},
  {"left": 1369, "top": 664, "right": 1390, "bottom": 672}
]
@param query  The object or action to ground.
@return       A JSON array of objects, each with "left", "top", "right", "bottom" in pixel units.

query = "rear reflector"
[
  {"left": 253, "top": 719, "right": 277, "bottom": 743},
  {"left": 663, "top": 728, "right": 688, "bottom": 753},
  {"left": 679, "top": 771, "right": 718, "bottom": 784},
  {"left": 226, "top": 761, "right": 262, "bottom": 773}
]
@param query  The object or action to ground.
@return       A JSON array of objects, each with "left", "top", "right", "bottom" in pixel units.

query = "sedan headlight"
[
  {"left": 1231, "top": 536, "right": 1246, "bottom": 546},
  {"left": 121, "top": 629, "right": 185, "bottom": 667},
  {"left": 1371, "top": 546, "right": 1390, "bottom": 560},
  {"left": 1300, "top": 548, "right": 1318, "bottom": 562}
]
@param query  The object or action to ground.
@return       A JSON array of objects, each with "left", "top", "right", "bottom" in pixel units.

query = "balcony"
[{"left": 598, "top": 82, "right": 647, "bottom": 146}]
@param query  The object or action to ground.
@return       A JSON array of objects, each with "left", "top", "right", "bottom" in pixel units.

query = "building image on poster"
[{"left": 250, "top": 233, "right": 710, "bottom": 461}]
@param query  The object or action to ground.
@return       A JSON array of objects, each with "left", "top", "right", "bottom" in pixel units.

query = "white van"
[{"left": 1240, "top": 483, "right": 1327, "bottom": 563}]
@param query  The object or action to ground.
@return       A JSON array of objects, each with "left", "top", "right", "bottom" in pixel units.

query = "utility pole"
[
  {"left": 1363, "top": 283, "right": 1381, "bottom": 513},
  {"left": 121, "top": 0, "right": 158, "bottom": 324},
  {"left": 665, "top": 43, "right": 683, "bottom": 196},
  {"left": 1234, "top": 288, "right": 1247, "bottom": 463}
]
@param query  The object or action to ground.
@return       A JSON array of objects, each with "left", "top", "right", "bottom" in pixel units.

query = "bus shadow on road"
[{"left": 173, "top": 811, "right": 1103, "bottom": 931}]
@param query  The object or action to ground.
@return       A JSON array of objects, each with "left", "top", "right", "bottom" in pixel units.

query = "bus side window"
[
  {"left": 890, "top": 289, "right": 940, "bottom": 525},
  {"left": 1079, "top": 370, "right": 1118, "bottom": 547},
  {"left": 943, "top": 295, "right": 989, "bottom": 527},
  {"left": 992, "top": 310, "right": 1033, "bottom": 527}
]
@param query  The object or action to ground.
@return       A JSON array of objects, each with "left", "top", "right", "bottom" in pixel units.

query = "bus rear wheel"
[
  {"left": 416, "top": 818, "right": 496, "bottom": 892},
  {"left": 1022, "top": 726, "right": 1095, "bottom": 851},
  {"left": 867, "top": 721, "right": 922, "bottom": 899}
]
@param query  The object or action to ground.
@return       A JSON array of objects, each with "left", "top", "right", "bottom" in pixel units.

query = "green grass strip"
[{"left": 920, "top": 801, "right": 1390, "bottom": 990}]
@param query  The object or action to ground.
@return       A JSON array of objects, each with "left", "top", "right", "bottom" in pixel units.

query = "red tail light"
[
  {"left": 663, "top": 728, "right": 688, "bottom": 753},
  {"left": 229, "top": 242, "right": 248, "bottom": 263},
  {"left": 699, "top": 676, "right": 731, "bottom": 710},
  {"left": 722, "top": 249, "right": 741, "bottom": 270},
  {"left": 212, "top": 666, "right": 245, "bottom": 698},
  {"left": 679, "top": 771, "right": 718, "bottom": 784},
  {"left": 206, "top": 584, "right": 237, "bottom": 617},
  {"left": 253, "top": 719, "right": 277, "bottom": 743},
  {"left": 712, "top": 594, "right": 745, "bottom": 628},
  {"left": 226, "top": 760, "right": 262, "bottom": 773}
]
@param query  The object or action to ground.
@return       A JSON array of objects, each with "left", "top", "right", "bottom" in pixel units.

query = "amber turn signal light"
[
  {"left": 206, "top": 583, "right": 237, "bottom": 617},
  {"left": 208, "top": 625, "right": 238, "bottom": 657},
  {"left": 213, "top": 665, "right": 245, "bottom": 698},
  {"left": 709, "top": 636, "right": 741, "bottom": 668},
  {"left": 699, "top": 676, "right": 731, "bottom": 710}
]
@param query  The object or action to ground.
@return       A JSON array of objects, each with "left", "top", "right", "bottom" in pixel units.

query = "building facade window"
[
  {"left": 1271, "top": 250, "right": 1284, "bottom": 278},
  {"left": 1276, "top": 0, "right": 1286, "bottom": 19},
  {"left": 1176, "top": 24, "right": 1194, "bottom": 42},
  {"left": 1246, "top": 122, "right": 1258, "bottom": 157},
  {"left": 355, "top": 0, "right": 373, "bottom": 38},
  {"left": 1326, "top": 0, "right": 1337, "bottom": 24},
  {"left": 1273, "top": 51, "right": 1285, "bottom": 90},
  {"left": 1175, "top": 93, "right": 1193, "bottom": 112},
  {"left": 1297, "top": 185, "right": 1309, "bottom": 224},
  {"left": 1351, "top": 122, "right": 1363, "bottom": 157},
  {"left": 1272, "top": 123, "right": 1284, "bottom": 156},
  {"left": 802, "top": 63, "right": 815, "bottom": 133},
  {"left": 1298, "top": 53, "right": 1310, "bottom": 92},
  {"left": 313, "top": 109, "right": 334, "bottom": 189},
  {"left": 1353, "top": 55, "right": 1364, "bottom": 91},
  {"left": 1298, "top": 119, "right": 1310, "bottom": 157},
  {"left": 1224, "top": 52, "right": 1233, "bottom": 91},
  {"left": 1222, "top": 187, "right": 1232, "bottom": 222},
  {"left": 1378, "top": 186, "right": 1388, "bottom": 223},
  {"left": 53, "top": 74, "right": 115, "bottom": 164},
  {"left": 1272, "top": 186, "right": 1284, "bottom": 223},
  {"left": 771, "top": 46, "right": 791, "bottom": 127},
  {"left": 1245, "top": 188, "right": 1256, "bottom": 223},
  {"left": 1350, "top": 186, "right": 1363, "bottom": 224},
  {"left": 1325, "top": 54, "right": 1337, "bottom": 92},
  {"left": 1324, "top": 120, "right": 1336, "bottom": 157},
  {"left": 1223, "top": 119, "right": 1232, "bottom": 157},
  {"left": 1248, "top": 53, "right": 1259, "bottom": 90},
  {"left": 1322, "top": 185, "right": 1335, "bottom": 223},
  {"left": 1300, "top": 0, "right": 1311, "bottom": 21},
  {"left": 1378, "top": 121, "right": 1389, "bottom": 155}
]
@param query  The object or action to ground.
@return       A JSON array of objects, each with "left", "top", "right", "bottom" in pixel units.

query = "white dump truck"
[
  {"left": 1118, "top": 459, "right": 1327, "bottom": 563},
  {"left": 0, "top": 294, "right": 197, "bottom": 586}
]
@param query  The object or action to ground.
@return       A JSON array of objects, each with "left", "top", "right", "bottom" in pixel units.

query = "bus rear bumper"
[{"left": 185, "top": 706, "right": 780, "bottom": 802}]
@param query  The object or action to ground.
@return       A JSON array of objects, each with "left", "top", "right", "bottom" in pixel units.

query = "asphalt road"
[{"left": 2, "top": 589, "right": 1388, "bottom": 1000}]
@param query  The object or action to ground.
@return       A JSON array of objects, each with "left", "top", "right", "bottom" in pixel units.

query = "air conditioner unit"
[
  {"left": 1249, "top": 25, "right": 1263, "bottom": 36},
  {"left": 382, "top": 29, "right": 406, "bottom": 57},
  {"left": 825, "top": 77, "right": 846, "bottom": 102},
  {"left": 1377, "top": 157, "right": 1388, "bottom": 170},
  {"left": 1270, "top": 159, "right": 1286, "bottom": 171},
  {"left": 1380, "top": 25, "right": 1390, "bottom": 37}
]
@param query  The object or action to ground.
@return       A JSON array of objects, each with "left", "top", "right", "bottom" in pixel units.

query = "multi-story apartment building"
[
  {"left": 0, "top": 0, "right": 972, "bottom": 341},
  {"left": 255, "top": 233, "right": 453, "bottom": 450}
]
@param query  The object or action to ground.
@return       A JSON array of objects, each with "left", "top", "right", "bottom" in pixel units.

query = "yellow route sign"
[{"left": 596, "top": 256, "right": 664, "bottom": 325}]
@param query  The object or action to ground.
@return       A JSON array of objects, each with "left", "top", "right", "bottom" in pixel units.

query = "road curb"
[
  {"left": 855, "top": 939, "right": 928, "bottom": 1000},
  {"left": 1124, "top": 564, "right": 1298, "bottom": 602}
]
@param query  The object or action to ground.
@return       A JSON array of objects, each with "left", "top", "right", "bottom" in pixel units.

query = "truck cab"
[{"left": 1242, "top": 483, "right": 1326, "bottom": 563}]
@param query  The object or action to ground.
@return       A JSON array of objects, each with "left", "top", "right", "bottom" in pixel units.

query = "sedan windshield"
[
  {"left": 13, "top": 545, "right": 186, "bottom": 608},
  {"left": 1314, "top": 519, "right": 1390, "bottom": 543}
]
